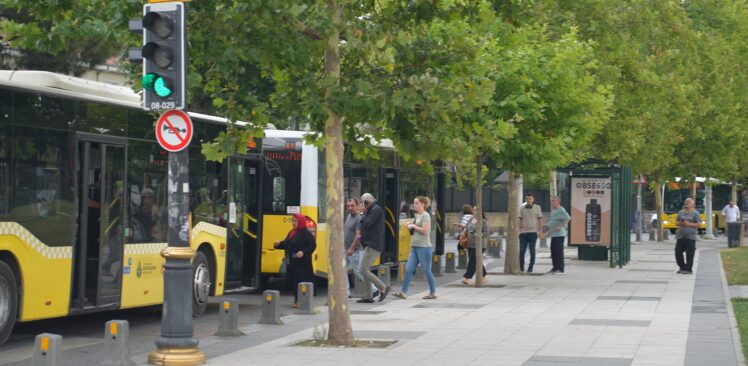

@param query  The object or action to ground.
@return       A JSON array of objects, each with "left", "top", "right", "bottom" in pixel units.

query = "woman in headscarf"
[{"left": 274, "top": 214, "right": 317, "bottom": 308}]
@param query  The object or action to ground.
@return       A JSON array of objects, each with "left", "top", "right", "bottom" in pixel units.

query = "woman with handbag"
[
  {"left": 274, "top": 213, "right": 317, "bottom": 308},
  {"left": 453, "top": 205, "right": 474, "bottom": 251},
  {"left": 393, "top": 196, "right": 437, "bottom": 300},
  {"left": 462, "top": 212, "right": 488, "bottom": 285}
]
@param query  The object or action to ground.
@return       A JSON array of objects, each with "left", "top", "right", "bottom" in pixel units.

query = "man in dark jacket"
[{"left": 357, "top": 193, "right": 390, "bottom": 303}]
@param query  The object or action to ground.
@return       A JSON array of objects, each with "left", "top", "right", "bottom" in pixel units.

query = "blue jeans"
[
  {"left": 401, "top": 246, "right": 437, "bottom": 295},
  {"left": 519, "top": 232, "right": 538, "bottom": 271}
]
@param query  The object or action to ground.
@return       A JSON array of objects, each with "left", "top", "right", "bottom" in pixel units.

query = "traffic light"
[{"left": 134, "top": 2, "right": 187, "bottom": 111}]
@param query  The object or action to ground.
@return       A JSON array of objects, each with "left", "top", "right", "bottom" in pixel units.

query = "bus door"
[
  {"left": 72, "top": 136, "right": 126, "bottom": 310},
  {"left": 379, "top": 168, "right": 399, "bottom": 264},
  {"left": 225, "top": 157, "right": 262, "bottom": 289}
]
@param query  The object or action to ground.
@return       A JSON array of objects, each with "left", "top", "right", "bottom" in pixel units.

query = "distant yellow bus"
[
  {"left": 0, "top": 71, "right": 442, "bottom": 346},
  {"left": 659, "top": 180, "right": 730, "bottom": 233}
]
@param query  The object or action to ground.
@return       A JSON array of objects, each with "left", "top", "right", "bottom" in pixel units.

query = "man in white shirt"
[
  {"left": 722, "top": 200, "right": 741, "bottom": 223},
  {"left": 519, "top": 194, "right": 543, "bottom": 273}
]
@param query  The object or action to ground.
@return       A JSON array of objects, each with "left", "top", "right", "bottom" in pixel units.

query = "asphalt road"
[{"left": 0, "top": 279, "right": 312, "bottom": 366}]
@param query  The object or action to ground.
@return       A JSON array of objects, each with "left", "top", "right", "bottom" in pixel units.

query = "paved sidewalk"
[{"left": 133, "top": 239, "right": 743, "bottom": 366}]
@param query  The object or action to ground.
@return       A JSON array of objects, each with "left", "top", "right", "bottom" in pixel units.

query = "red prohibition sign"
[{"left": 155, "top": 110, "right": 193, "bottom": 152}]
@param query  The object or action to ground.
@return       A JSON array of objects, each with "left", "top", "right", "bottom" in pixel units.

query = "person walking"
[
  {"left": 461, "top": 211, "right": 488, "bottom": 285},
  {"left": 357, "top": 193, "right": 390, "bottom": 303},
  {"left": 722, "top": 200, "right": 740, "bottom": 224},
  {"left": 393, "top": 196, "right": 437, "bottom": 299},
  {"left": 453, "top": 204, "right": 474, "bottom": 251},
  {"left": 544, "top": 196, "right": 570, "bottom": 274},
  {"left": 274, "top": 213, "right": 317, "bottom": 308},
  {"left": 345, "top": 198, "right": 378, "bottom": 298},
  {"left": 676, "top": 197, "right": 701, "bottom": 274},
  {"left": 519, "top": 193, "right": 543, "bottom": 273}
]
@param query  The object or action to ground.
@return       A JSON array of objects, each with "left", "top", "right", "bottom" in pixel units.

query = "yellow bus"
[
  {"left": 0, "top": 71, "right": 443, "bottom": 345},
  {"left": 660, "top": 180, "right": 730, "bottom": 233}
]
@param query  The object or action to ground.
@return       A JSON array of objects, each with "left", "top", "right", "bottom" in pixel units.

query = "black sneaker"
[
  {"left": 378, "top": 286, "right": 391, "bottom": 302},
  {"left": 528, "top": 268, "right": 533, "bottom": 273},
  {"left": 356, "top": 298, "right": 375, "bottom": 303},
  {"left": 682, "top": 270, "right": 693, "bottom": 275},
  {"left": 372, "top": 289, "right": 380, "bottom": 299},
  {"left": 676, "top": 269, "right": 683, "bottom": 274}
]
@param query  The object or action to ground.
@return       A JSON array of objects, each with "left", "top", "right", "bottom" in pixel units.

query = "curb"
[{"left": 716, "top": 248, "right": 746, "bottom": 366}]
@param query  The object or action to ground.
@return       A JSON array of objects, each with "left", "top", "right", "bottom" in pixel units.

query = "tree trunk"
[
  {"left": 655, "top": 182, "right": 664, "bottom": 242},
  {"left": 732, "top": 181, "right": 738, "bottom": 205},
  {"left": 635, "top": 174, "right": 642, "bottom": 242},
  {"left": 733, "top": 182, "right": 740, "bottom": 221},
  {"left": 704, "top": 182, "right": 715, "bottom": 239},
  {"left": 549, "top": 170, "right": 557, "bottom": 198},
  {"left": 504, "top": 171, "right": 520, "bottom": 274},
  {"left": 323, "top": 0, "right": 354, "bottom": 347},
  {"left": 474, "top": 155, "right": 485, "bottom": 287},
  {"left": 691, "top": 175, "right": 697, "bottom": 200}
]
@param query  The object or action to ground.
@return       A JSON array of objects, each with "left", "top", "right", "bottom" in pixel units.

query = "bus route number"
[{"left": 150, "top": 101, "right": 177, "bottom": 110}]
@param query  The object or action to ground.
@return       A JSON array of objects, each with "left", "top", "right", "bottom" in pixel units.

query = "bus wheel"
[
  {"left": 192, "top": 251, "right": 212, "bottom": 317},
  {"left": 0, "top": 261, "right": 18, "bottom": 346}
]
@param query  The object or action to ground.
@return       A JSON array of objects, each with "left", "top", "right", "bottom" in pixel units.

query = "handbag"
[{"left": 458, "top": 227, "right": 469, "bottom": 248}]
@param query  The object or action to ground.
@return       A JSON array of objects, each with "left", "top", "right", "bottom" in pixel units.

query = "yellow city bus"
[
  {"left": 660, "top": 180, "right": 730, "bottom": 233},
  {"left": 0, "top": 71, "right": 440, "bottom": 346}
]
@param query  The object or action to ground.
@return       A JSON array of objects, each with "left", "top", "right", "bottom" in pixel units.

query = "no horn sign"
[{"left": 156, "top": 109, "right": 193, "bottom": 152}]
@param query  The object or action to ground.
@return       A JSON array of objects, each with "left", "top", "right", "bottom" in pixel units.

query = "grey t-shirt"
[
  {"left": 676, "top": 209, "right": 702, "bottom": 240},
  {"left": 410, "top": 212, "right": 431, "bottom": 247},
  {"left": 344, "top": 212, "right": 361, "bottom": 250},
  {"left": 520, "top": 204, "right": 543, "bottom": 233}
]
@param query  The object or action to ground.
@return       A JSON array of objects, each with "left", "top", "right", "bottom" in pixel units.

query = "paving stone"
[
  {"left": 570, "top": 319, "right": 651, "bottom": 327},
  {"left": 615, "top": 280, "right": 669, "bottom": 284},
  {"left": 685, "top": 248, "right": 739, "bottom": 366},
  {"left": 522, "top": 355, "right": 632, "bottom": 366},
  {"left": 596, "top": 296, "right": 661, "bottom": 301}
]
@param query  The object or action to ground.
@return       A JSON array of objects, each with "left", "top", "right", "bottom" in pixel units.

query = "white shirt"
[{"left": 723, "top": 205, "right": 740, "bottom": 223}]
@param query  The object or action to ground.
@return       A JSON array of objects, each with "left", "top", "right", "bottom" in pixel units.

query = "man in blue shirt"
[{"left": 544, "top": 196, "right": 571, "bottom": 274}]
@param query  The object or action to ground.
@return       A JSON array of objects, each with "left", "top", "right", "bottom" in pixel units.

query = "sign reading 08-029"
[{"left": 155, "top": 110, "right": 193, "bottom": 152}]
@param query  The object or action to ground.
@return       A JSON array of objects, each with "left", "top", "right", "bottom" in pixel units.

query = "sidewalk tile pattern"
[{"left": 685, "top": 248, "right": 738, "bottom": 366}]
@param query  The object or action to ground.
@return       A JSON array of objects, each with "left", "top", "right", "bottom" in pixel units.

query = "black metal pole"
[
  {"left": 149, "top": 150, "right": 204, "bottom": 365},
  {"left": 435, "top": 161, "right": 446, "bottom": 255}
]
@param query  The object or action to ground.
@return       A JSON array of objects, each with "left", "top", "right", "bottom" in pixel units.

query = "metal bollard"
[
  {"left": 259, "top": 290, "right": 283, "bottom": 325},
  {"left": 215, "top": 300, "right": 244, "bottom": 336},
  {"left": 457, "top": 249, "right": 467, "bottom": 269},
  {"left": 488, "top": 238, "right": 504, "bottom": 258},
  {"left": 297, "top": 282, "right": 315, "bottom": 314},
  {"left": 540, "top": 235, "right": 548, "bottom": 248},
  {"left": 487, "top": 239, "right": 498, "bottom": 257},
  {"left": 432, "top": 255, "right": 443, "bottom": 277},
  {"left": 102, "top": 320, "right": 133, "bottom": 366},
  {"left": 445, "top": 252, "right": 456, "bottom": 273},
  {"left": 663, "top": 230, "right": 670, "bottom": 240},
  {"left": 31, "top": 333, "right": 62, "bottom": 366},
  {"left": 415, "top": 265, "right": 424, "bottom": 280},
  {"left": 649, "top": 230, "right": 656, "bottom": 241},
  {"left": 377, "top": 265, "right": 391, "bottom": 287},
  {"left": 396, "top": 262, "right": 406, "bottom": 283}
]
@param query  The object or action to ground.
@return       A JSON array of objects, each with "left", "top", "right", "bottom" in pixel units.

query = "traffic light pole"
[
  {"left": 148, "top": 150, "right": 205, "bottom": 365},
  {"left": 135, "top": 2, "right": 203, "bottom": 364}
]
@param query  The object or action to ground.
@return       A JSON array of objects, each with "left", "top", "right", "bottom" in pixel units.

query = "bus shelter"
[{"left": 558, "top": 160, "right": 632, "bottom": 268}]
